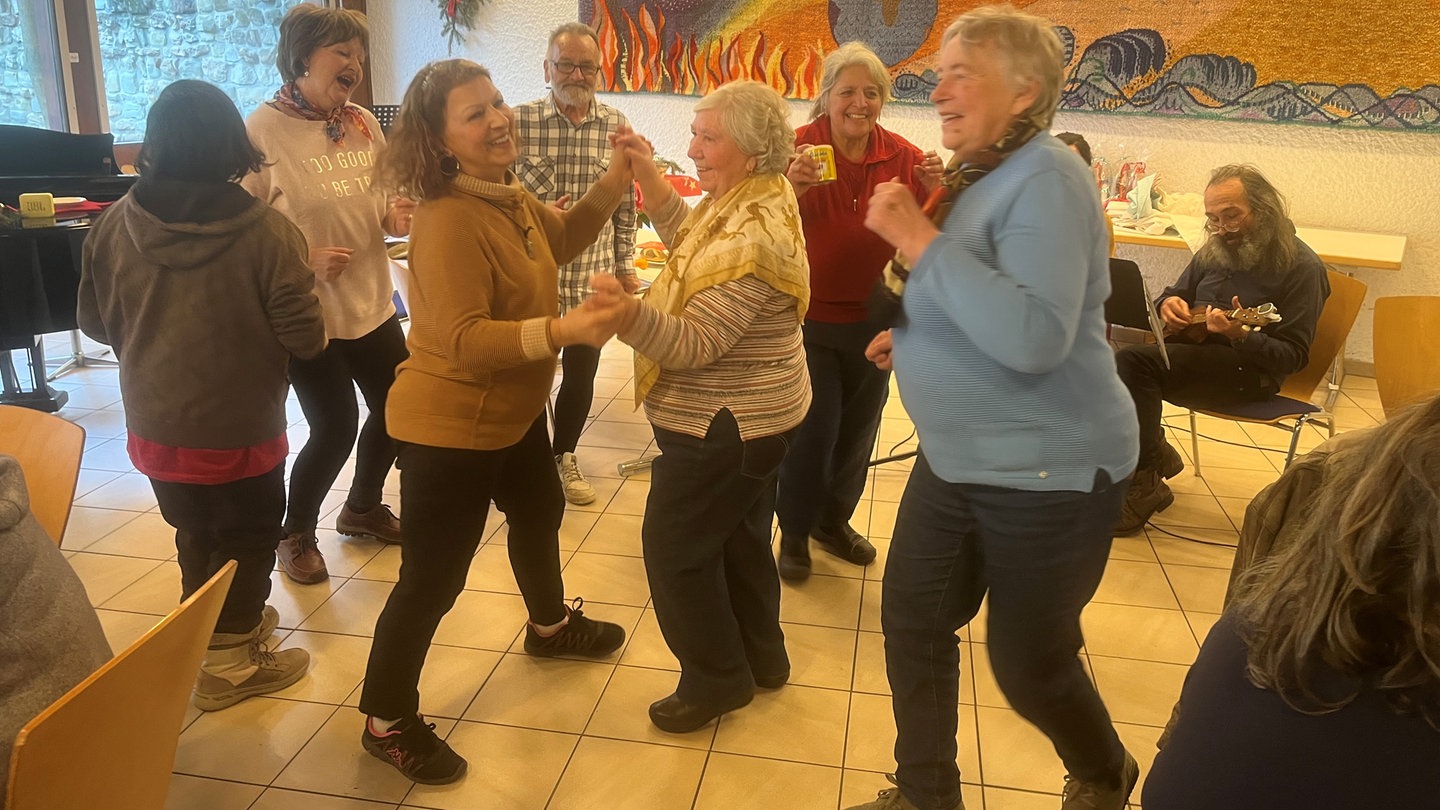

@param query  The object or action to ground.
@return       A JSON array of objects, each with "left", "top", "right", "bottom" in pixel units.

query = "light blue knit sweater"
[{"left": 892, "top": 133, "right": 1138, "bottom": 492}]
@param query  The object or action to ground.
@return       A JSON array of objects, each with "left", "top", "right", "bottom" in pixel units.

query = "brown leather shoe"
[
  {"left": 1114, "top": 469, "right": 1174, "bottom": 535},
  {"left": 335, "top": 503, "right": 402, "bottom": 545},
  {"left": 277, "top": 532, "right": 328, "bottom": 584}
]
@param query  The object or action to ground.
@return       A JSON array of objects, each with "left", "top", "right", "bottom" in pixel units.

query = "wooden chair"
[
  {"left": 5, "top": 561, "right": 234, "bottom": 810},
  {"left": 1187, "top": 270, "right": 1367, "bottom": 476},
  {"left": 1374, "top": 296, "right": 1440, "bottom": 416},
  {"left": 0, "top": 405, "right": 85, "bottom": 545}
]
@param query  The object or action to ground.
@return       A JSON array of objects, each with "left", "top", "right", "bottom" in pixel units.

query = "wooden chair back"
[
  {"left": 1374, "top": 296, "right": 1440, "bottom": 416},
  {"left": 1276, "top": 270, "right": 1367, "bottom": 402},
  {"left": 0, "top": 405, "right": 85, "bottom": 544},
  {"left": 5, "top": 561, "right": 234, "bottom": 810}
]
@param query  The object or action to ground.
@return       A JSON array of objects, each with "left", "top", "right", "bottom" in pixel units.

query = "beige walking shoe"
[
  {"left": 556, "top": 452, "right": 597, "bottom": 505},
  {"left": 1061, "top": 750, "right": 1140, "bottom": 810},
  {"left": 193, "top": 636, "right": 309, "bottom": 711}
]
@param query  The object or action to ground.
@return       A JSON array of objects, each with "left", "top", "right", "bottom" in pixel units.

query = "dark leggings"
[
  {"left": 285, "top": 315, "right": 408, "bottom": 533},
  {"left": 359, "top": 415, "right": 568, "bottom": 719},
  {"left": 551, "top": 343, "right": 601, "bottom": 456}
]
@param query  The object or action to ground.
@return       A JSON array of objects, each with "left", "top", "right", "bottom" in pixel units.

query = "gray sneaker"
[
  {"left": 844, "top": 774, "right": 963, "bottom": 810},
  {"left": 193, "top": 637, "right": 309, "bottom": 711},
  {"left": 208, "top": 605, "right": 279, "bottom": 648},
  {"left": 1061, "top": 750, "right": 1140, "bottom": 810}
]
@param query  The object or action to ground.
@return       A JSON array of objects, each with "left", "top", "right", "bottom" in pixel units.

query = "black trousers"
[
  {"left": 776, "top": 320, "right": 889, "bottom": 537},
  {"left": 1115, "top": 340, "right": 1276, "bottom": 471},
  {"left": 148, "top": 463, "right": 286, "bottom": 635},
  {"left": 285, "top": 315, "right": 408, "bottom": 533},
  {"left": 644, "top": 409, "right": 793, "bottom": 704},
  {"left": 359, "top": 415, "right": 568, "bottom": 719},
  {"left": 884, "top": 455, "right": 1128, "bottom": 809},
  {"left": 551, "top": 343, "right": 601, "bottom": 456}
]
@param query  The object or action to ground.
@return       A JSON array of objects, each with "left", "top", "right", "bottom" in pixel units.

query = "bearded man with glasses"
[
  {"left": 1112, "top": 164, "right": 1330, "bottom": 533},
  {"left": 513, "top": 22, "right": 639, "bottom": 506}
]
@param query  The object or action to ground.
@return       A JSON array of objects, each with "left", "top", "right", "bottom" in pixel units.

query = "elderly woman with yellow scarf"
[{"left": 590, "top": 80, "right": 810, "bottom": 734}]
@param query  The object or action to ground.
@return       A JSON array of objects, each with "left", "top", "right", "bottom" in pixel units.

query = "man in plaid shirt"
[{"left": 514, "top": 21, "right": 639, "bottom": 505}]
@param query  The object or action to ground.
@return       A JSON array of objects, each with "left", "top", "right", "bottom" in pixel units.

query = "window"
[{"left": 0, "top": 0, "right": 70, "bottom": 130}]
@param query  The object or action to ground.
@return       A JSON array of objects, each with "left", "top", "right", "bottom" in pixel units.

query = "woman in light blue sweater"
[{"left": 846, "top": 7, "right": 1139, "bottom": 810}]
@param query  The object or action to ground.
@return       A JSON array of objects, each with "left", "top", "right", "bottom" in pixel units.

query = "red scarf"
[{"left": 271, "top": 82, "right": 373, "bottom": 146}]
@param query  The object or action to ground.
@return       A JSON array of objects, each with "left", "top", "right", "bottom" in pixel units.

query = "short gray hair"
[
  {"left": 809, "top": 41, "right": 891, "bottom": 120},
  {"left": 941, "top": 4, "right": 1064, "bottom": 130},
  {"left": 694, "top": 80, "right": 795, "bottom": 175},
  {"left": 548, "top": 22, "right": 599, "bottom": 51}
]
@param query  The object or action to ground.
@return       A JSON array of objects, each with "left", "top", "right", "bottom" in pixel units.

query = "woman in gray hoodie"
[{"left": 77, "top": 79, "right": 328, "bottom": 711}]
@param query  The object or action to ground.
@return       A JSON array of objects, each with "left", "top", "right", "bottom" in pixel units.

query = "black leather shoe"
[
  {"left": 648, "top": 690, "right": 753, "bottom": 733},
  {"left": 812, "top": 523, "right": 877, "bottom": 566},
  {"left": 754, "top": 670, "right": 789, "bottom": 689},
  {"left": 777, "top": 532, "right": 811, "bottom": 581}
]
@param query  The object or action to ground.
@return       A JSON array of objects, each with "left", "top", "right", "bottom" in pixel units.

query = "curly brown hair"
[
  {"left": 377, "top": 59, "right": 492, "bottom": 201},
  {"left": 1231, "top": 392, "right": 1440, "bottom": 726}
]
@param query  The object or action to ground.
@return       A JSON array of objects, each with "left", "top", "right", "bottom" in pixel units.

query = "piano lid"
[{"left": 0, "top": 125, "right": 136, "bottom": 207}]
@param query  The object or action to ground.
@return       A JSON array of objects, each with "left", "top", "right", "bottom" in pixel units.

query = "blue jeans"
[{"left": 882, "top": 453, "right": 1128, "bottom": 810}]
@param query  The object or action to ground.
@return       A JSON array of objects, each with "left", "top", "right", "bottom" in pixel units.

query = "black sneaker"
[
  {"left": 812, "top": 523, "right": 878, "bottom": 566},
  {"left": 524, "top": 597, "right": 626, "bottom": 658},
  {"left": 362, "top": 714, "right": 467, "bottom": 785}
]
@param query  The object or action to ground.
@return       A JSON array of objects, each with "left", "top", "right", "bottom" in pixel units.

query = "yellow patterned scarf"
[{"left": 633, "top": 172, "right": 810, "bottom": 406}]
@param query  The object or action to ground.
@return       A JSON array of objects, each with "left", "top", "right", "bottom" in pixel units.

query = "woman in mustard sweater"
[{"left": 357, "top": 59, "right": 633, "bottom": 784}]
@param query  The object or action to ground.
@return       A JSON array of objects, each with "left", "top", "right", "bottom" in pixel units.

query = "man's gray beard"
[
  {"left": 1196, "top": 226, "right": 1272, "bottom": 274},
  {"left": 552, "top": 83, "right": 595, "bottom": 110}
]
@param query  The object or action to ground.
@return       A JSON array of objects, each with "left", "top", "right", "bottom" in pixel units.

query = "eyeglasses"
[
  {"left": 552, "top": 61, "right": 600, "bottom": 78},
  {"left": 1203, "top": 211, "right": 1250, "bottom": 235}
]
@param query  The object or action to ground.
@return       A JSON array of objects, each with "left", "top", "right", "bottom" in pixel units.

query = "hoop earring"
[{"left": 439, "top": 155, "right": 460, "bottom": 177}]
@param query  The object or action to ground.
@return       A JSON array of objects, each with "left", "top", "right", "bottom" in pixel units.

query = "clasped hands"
[
  {"left": 1159, "top": 295, "right": 1251, "bottom": 341},
  {"left": 550, "top": 272, "right": 642, "bottom": 349}
]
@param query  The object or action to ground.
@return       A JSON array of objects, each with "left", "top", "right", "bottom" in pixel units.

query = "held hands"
[
  {"left": 598, "top": 125, "right": 641, "bottom": 191},
  {"left": 915, "top": 150, "right": 944, "bottom": 191},
  {"left": 586, "top": 272, "right": 640, "bottom": 334},
  {"left": 310, "top": 247, "right": 354, "bottom": 281},
  {"left": 865, "top": 329, "right": 895, "bottom": 371},
  {"left": 618, "top": 272, "right": 643, "bottom": 294},
  {"left": 1206, "top": 295, "right": 1250, "bottom": 341},
  {"left": 608, "top": 127, "right": 657, "bottom": 184},
  {"left": 865, "top": 180, "right": 937, "bottom": 264}
]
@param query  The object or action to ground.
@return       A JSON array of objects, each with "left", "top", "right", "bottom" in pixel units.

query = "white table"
[{"left": 1113, "top": 224, "right": 1407, "bottom": 271}]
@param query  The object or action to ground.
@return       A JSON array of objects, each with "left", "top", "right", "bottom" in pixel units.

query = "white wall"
[{"left": 369, "top": 1, "right": 1440, "bottom": 364}]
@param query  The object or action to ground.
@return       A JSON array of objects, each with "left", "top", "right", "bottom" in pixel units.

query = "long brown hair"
[
  {"left": 377, "top": 59, "right": 492, "bottom": 201},
  {"left": 1231, "top": 392, "right": 1440, "bottom": 726},
  {"left": 1208, "top": 164, "right": 1298, "bottom": 273}
]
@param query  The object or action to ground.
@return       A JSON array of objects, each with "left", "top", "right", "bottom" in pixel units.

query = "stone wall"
[
  {"left": 96, "top": 0, "right": 303, "bottom": 142},
  {"left": 0, "top": 0, "right": 60, "bottom": 129}
]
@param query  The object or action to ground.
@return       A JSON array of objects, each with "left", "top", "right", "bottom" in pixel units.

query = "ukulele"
[{"left": 1165, "top": 303, "right": 1283, "bottom": 344}]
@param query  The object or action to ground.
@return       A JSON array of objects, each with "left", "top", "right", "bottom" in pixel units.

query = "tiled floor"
[{"left": 15, "top": 334, "right": 1386, "bottom": 810}]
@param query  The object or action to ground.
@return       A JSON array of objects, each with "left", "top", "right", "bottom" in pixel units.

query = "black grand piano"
[{"left": 0, "top": 125, "right": 138, "bottom": 411}]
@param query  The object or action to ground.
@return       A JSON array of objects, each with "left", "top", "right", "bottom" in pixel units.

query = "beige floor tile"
[
  {"left": 72, "top": 407, "right": 129, "bottom": 439},
  {"left": 984, "top": 786, "right": 1062, "bottom": 810},
  {"left": 461, "top": 543, "right": 523, "bottom": 595},
  {"left": 94, "top": 608, "right": 159, "bottom": 651},
  {"left": 602, "top": 477, "right": 651, "bottom": 517},
  {"left": 617, "top": 608, "right": 680, "bottom": 671},
  {"left": 63, "top": 384, "right": 125, "bottom": 411},
  {"left": 782, "top": 573, "right": 865, "bottom": 630},
  {"left": 67, "top": 551, "right": 164, "bottom": 606},
  {"left": 164, "top": 774, "right": 264, "bottom": 810},
  {"left": 298, "top": 577, "right": 395, "bottom": 636},
  {"left": 463, "top": 653, "right": 613, "bottom": 733},
  {"left": 1163, "top": 564, "right": 1230, "bottom": 614},
  {"left": 839, "top": 770, "right": 982, "bottom": 809},
  {"left": 975, "top": 704, "right": 1067, "bottom": 792},
  {"left": 578, "top": 512, "right": 644, "bottom": 557},
  {"left": 593, "top": 397, "right": 651, "bottom": 425},
  {"left": 1082, "top": 603, "right": 1199, "bottom": 665},
  {"left": 1184, "top": 611, "right": 1223, "bottom": 645},
  {"left": 72, "top": 467, "right": 122, "bottom": 500},
  {"left": 273, "top": 630, "right": 375, "bottom": 704},
  {"left": 252, "top": 789, "right": 398, "bottom": 809},
  {"left": 101, "top": 559, "right": 181, "bottom": 615},
  {"left": 1196, "top": 465, "right": 1279, "bottom": 501},
  {"left": 1148, "top": 492, "right": 1233, "bottom": 532},
  {"left": 805, "top": 539, "right": 871, "bottom": 580},
  {"left": 1115, "top": 720, "right": 1164, "bottom": 800},
  {"left": 173, "top": 696, "right": 337, "bottom": 783},
  {"left": 867, "top": 500, "right": 900, "bottom": 540},
  {"left": 1185, "top": 441, "right": 1278, "bottom": 473},
  {"left": 1147, "top": 533, "right": 1238, "bottom": 569},
  {"left": 73, "top": 471, "right": 158, "bottom": 511},
  {"left": 1215, "top": 495, "right": 1252, "bottom": 530},
  {"left": 556, "top": 509, "right": 602, "bottom": 552},
  {"left": 576, "top": 420, "right": 657, "bottom": 454},
  {"left": 1089, "top": 655, "right": 1189, "bottom": 728},
  {"left": 312, "top": 529, "right": 388, "bottom": 579},
  {"left": 82, "top": 511, "right": 176, "bottom": 560},
  {"left": 273, "top": 710, "right": 439, "bottom": 803},
  {"left": 431, "top": 590, "right": 528, "bottom": 651},
  {"left": 693, "top": 752, "right": 841, "bottom": 810},
  {"left": 267, "top": 570, "right": 347, "bottom": 631},
  {"left": 845, "top": 692, "right": 981, "bottom": 781},
  {"left": 353, "top": 544, "right": 403, "bottom": 583},
  {"left": 852, "top": 631, "right": 889, "bottom": 695},
  {"left": 402, "top": 722, "right": 578, "bottom": 810},
  {"left": 713, "top": 683, "right": 850, "bottom": 766},
  {"left": 555, "top": 473, "right": 625, "bottom": 514},
  {"left": 560, "top": 551, "right": 650, "bottom": 607},
  {"left": 548, "top": 736, "right": 707, "bottom": 810},
  {"left": 61, "top": 505, "right": 144, "bottom": 551},
  {"left": 1108, "top": 535, "right": 1158, "bottom": 563},
  {"left": 1164, "top": 470, "right": 1214, "bottom": 497},
  {"left": 783, "top": 622, "right": 857, "bottom": 691},
  {"left": 584, "top": 664, "right": 716, "bottom": 749},
  {"left": 865, "top": 470, "right": 910, "bottom": 503},
  {"left": 572, "top": 444, "right": 651, "bottom": 478},
  {"left": 1093, "top": 560, "right": 1181, "bottom": 610}
]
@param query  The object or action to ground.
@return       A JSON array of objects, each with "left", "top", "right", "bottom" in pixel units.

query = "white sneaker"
[{"left": 556, "top": 452, "right": 597, "bottom": 505}]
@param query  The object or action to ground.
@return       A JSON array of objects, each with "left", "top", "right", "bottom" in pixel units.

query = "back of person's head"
[
  {"left": 1055, "top": 131, "right": 1092, "bottom": 164},
  {"left": 136, "top": 80, "right": 264, "bottom": 183},
  {"left": 1232, "top": 392, "right": 1440, "bottom": 725}
]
